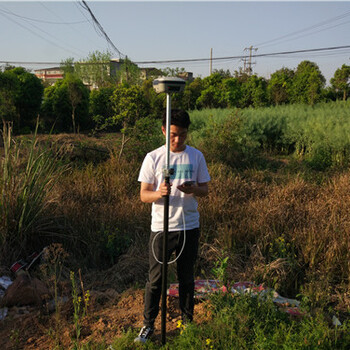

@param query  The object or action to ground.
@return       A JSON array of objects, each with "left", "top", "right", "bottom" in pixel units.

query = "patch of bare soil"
[{"left": 0, "top": 287, "right": 212, "bottom": 349}]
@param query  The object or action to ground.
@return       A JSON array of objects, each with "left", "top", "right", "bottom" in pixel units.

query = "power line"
[
  {"left": 0, "top": 11, "right": 83, "bottom": 58},
  {"left": 254, "top": 10, "right": 350, "bottom": 49},
  {"left": 0, "top": 7, "right": 88, "bottom": 25},
  {"left": 2, "top": 44, "right": 350, "bottom": 68},
  {"left": 133, "top": 45, "right": 350, "bottom": 65},
  {"left": 79, "top": 0, "right": 125, "bottom": 58}
]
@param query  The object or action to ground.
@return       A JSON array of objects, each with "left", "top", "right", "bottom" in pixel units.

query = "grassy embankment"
[{"left": 1, "top": 100, "right": 350, "bottom": 348}]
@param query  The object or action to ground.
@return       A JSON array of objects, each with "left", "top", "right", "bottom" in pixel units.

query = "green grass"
[{"left": 110, "top": 292, "right": 350, "bottom": 349}]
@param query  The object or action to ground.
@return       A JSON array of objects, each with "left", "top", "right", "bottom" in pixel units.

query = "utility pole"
[
  {"left": 209, "top": 48, "right": 213, "bottom": 75},
  {"left": 243, "top": 46, "right": 258, "bottom": 76}
]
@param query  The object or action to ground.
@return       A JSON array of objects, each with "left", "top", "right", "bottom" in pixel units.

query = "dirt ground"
[{"left": 0, "top": 284, "right": 211, "bottom": 349}]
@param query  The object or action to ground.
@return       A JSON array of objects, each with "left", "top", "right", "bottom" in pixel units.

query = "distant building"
[
  {"left": 34, "top": 67, "right": 63, "bottom": 85},
  {"left": 110, "top": 58, "right": 162, "bottom": 81},
  {"left": 178, "top": 71, "right": 194, "bottom": 82},
  {"left": 34, "top": 61, "right": 193, "bottom": 87},
  {"left": 140, "top": 67, "right": 163, "bottom": 80}
]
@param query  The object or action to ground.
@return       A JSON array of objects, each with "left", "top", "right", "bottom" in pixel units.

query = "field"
[{"left": 1, "top": 101, "right": 350, "bottom": 349}]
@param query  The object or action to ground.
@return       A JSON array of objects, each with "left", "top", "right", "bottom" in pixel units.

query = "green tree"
[
  {"left": 60, "top": 57, "right": 75, "bottom": 76},
  {"left": 89, "top": 86, "right": 115, "bottom": 131},
  {"left": 115, "top": 57, "right": 141, "bottom": 85},
  {"left": 161, "top": 67, "right": 186, "bottom": 77},
  {"left": 223, "top": 77, "right": 242, "bottom": 108},
  {"left": 197, "top": 73, "right": 227, "bottom": 109},
  {"left": 233, "top": 68, "right": 250, "bottom": 83},
  {"left": 9, "top": 67, "right": 44, "bottom": 132},
  {"left": 110, "top": 83, "right": 150, "bottom": 158},
  {"left": 240, "top": 75, "right": 268, "bottom": 108},
  {"left": 41, "top": 76, "right": 90, "bottom": 133},
  {"left": 213, "top": 68, "right": 232, "bottom": 78},
  {"left": 65, "top": 73, "right": 90, "bottom": 133},
  {"left": 141, "top": 79, "right": 164, "bottom": 118},
  {"left": 330, "top": 64, "right": 350, "bottom": 101},
  {"left": 74, "top": 50, "right": 115, "bottom": 89},
  {"left": 0, "top": 70, "right": 19, "bottom": 126},
  {"left": 291, "top": 60, "right": 325, "bottom": 105},
  {"left": 267, "top": 67, "right": 294, "bottom": 105},
  {"left": 182, "top": 78, "right": 204, "bottom": 110}
]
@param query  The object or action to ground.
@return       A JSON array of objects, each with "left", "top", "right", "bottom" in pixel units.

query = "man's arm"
[
  {"left": 140, "top": 182, "right": 172, "bottom": 203},
  {"left": 177, "top": 182, "right": 209, "bottom": 197},
  {"left": 194, "top": 182, "right": 209, "bottom": 197}
]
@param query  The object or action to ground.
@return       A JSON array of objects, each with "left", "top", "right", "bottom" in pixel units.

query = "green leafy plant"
[{"left": 212, "top": 256, "right": 229, "bottom": 286}]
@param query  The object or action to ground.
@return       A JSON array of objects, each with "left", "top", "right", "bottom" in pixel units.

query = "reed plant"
[
  {"left": 0, "top": 121, "right": 67, "bottom": 262},
  {"left": 190, "top": 101, "right": 350, "bottom": 169}
]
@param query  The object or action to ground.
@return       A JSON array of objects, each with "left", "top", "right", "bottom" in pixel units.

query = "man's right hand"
[{"left": 159, "top": 181, "right": 172, "bottom": 197}]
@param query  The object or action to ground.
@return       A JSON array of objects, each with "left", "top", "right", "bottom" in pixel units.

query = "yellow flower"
[{"left": 206, "top": 338, "right": 212, "bottom": 345}]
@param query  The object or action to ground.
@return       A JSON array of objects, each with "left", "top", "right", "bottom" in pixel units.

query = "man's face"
[{"left": 162, "top": 124, "right": 188, "bottom": 152}]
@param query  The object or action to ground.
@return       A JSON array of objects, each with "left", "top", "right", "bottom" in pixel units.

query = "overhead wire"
[
  {"left": 132, "top": 45, "right": 350, "bottom": 65},
  {"left": 0, "top": 7, "right": 88, "bottom": 25},
  {"left": 0, "top": 10, "right": 83, "bottom": 58},
  {"left": 79, "top": 0, "right": 125, "bottom": 58},
  {"left": 0, "top": 45, "right": 350, "bottom": 74},
  {"left": 254, "top": 10, "right": 350, "bottom": 49},
  {"left": 38, "top": 1, "right": 106, "bottom": 54},
  {"left": 2, "top": 44, "right": 350, "bottom": 70}
]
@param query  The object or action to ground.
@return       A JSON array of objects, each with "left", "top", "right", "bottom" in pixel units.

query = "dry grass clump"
[
  {"left": 199, "top": 162, "right": 350, "bottom": 306},
  {"left": 51, "top": 155, "right": 150, "bottom": 267}
]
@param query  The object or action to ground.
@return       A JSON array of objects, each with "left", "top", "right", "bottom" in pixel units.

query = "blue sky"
[{"left": 1, "top": 1, "right": 350, "bottom": 84}]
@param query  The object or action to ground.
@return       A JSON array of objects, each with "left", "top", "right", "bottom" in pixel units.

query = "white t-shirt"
[{"left": 138, "top": 145, "right": 211, "bottom": 232}]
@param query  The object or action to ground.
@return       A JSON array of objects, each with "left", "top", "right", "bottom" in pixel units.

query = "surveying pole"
[{"left": 153, "top": 77, "right": 186, "bottom": 345}]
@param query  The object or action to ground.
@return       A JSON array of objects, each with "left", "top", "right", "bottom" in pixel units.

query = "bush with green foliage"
[{"left": 41, "top": 74, "right": 90, "bottom": 133}]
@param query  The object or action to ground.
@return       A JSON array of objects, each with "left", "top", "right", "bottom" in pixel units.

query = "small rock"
[{"left": 2, "top": 274, "right": 49, "bottom": 307}]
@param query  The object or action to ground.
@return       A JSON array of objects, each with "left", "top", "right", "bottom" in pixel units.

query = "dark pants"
[{"left": 143, "top": 228, "right": 200, "bottom": 327}]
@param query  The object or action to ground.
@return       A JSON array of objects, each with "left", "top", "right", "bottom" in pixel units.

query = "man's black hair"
[{"left": 162, "top": 109, "right": 191, "bottom": 129}]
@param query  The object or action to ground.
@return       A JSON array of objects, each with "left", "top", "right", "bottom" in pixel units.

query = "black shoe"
[{"left": 134, "top": 326, "right": 154, "bottom": 344}]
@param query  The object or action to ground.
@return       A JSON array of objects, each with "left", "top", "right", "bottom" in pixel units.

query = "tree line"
[{"left": 0, "top": 58, "right": 349, "bottom": 134}]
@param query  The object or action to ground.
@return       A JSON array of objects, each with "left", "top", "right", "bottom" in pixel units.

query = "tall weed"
[
  {"left": 190, "top": 101, "right": 350, "bottom": 169},
  {"left": 0, "top": 122, "right": 66, "bottom": 261}
]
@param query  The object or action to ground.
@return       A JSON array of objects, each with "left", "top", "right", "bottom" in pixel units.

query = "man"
[{"left": 135, "top": 109, "right": 210, "bottom": 343}]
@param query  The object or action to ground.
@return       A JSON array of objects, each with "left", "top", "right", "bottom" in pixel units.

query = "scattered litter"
[
  {"left": 0, "top": 307, "right": 8, "bottom": 321},
  {"left": 332, "top": 315, "right": 342, "bottom": 326},
  {"left": 0, "top": 276, "right": 13, "bottom": 290},
  {"left": 168, "top": 279, "right": 227, "bottom": 298},
  {"left": 168, "top": 280, "right": 304, "bottom": 317},
  {"left": 10, "top": 251, "right": 43, "bottom": 275},
  {"left": 45, "top": 296, "right": 69, "bottom": 313},
  {"left": 10, "top": 260, "right": 28, "bottom": 275}
]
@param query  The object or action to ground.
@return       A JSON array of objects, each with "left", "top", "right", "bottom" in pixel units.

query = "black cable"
[
  {"left": 0, "top": 11, "right": 83, "bottom": 57},
  {"left": 133, "top": 45, "right": 350, "bottom": 65},
  {"left": 80, "top": 0, "right": 125, "bottom": 58},
  {"left": 2, "top": 45, "right": 350, "bottom": 68},
  {"left": 0, "top": 7, "right": 88, "bottom": 24},
  {"left": 254, "top": 10, "right": 350, "bottom": 49}
]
